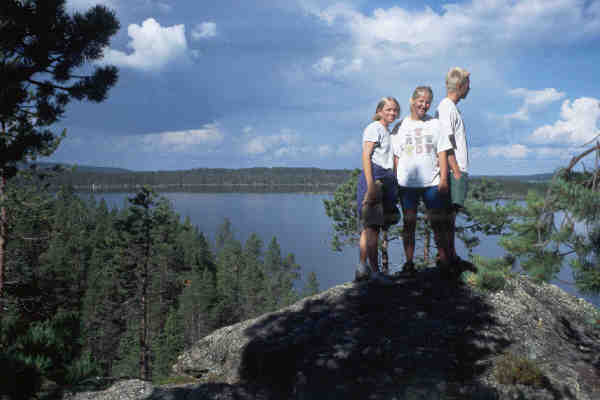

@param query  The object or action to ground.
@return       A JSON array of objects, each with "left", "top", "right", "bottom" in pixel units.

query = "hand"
[
  {"left": 453, "top": 170, "right": 462, "bottom": 180},
  {"left": 438, "top": 180, "right": 449, "bottom": 193}
]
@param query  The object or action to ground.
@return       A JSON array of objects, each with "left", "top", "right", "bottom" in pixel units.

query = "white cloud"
[
  {"left": 313, "top": 56, "right": 336, "bottom": 74},
  {"left": 243, "top": 133, "right": 299, "bottom": 155},
  {"left": 141, "top": 124, "right": 224, "bottom": 152},
  {"left": 505, "top": 88, "right": 566, "bottom": 121},
  {"left": 102, "top": 18, "right": 187, "bottom": 71},
  {"left": 242, "top": 130, "right": 343, "bottom": 159},
  {"left": 487, "top": 144, "right": 531, "bottom": 159},
  {"left": 529, "top": 97, "right": 600, "bottom": 144},
  {"left": 191, "top": 22, "right": 217, "bottom": 40},
  {"left": 309, "top": 0, "right": 600, "bottom": 62},
  {"left": 312, "top": 56, "right": 363, "bottom": 76}
]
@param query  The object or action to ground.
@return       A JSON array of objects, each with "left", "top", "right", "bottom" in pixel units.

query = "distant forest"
[
  {"left": 43, "top": 163, "right": 550, "bottom": 197},
  {"left": 47, "top": 165, "right": 354, "bottom": 191}
]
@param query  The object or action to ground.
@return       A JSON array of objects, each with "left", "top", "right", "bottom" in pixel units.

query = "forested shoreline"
[{"left": 44, "top": 165, "right": 548, "bottom": 198}]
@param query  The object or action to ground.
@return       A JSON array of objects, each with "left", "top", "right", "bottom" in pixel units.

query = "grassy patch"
[
  {"left": 154, "top": 375, "right": 199, "bottom": 386},
  {"left": 493, "top": 353, "right": 546, "bottom": 388}
]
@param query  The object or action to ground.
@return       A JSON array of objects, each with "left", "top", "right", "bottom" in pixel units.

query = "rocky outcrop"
[{"left": 66, "top": 270, "right": 600, "bottom": 400}]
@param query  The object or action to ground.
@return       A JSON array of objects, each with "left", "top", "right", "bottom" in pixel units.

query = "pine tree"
[
  {"left": 240, "top": 233, "right": 266, "bottom": 318},
  {"left": 500, "top": 143, "right": 600, "bottom": 293},
  {"left": 178, "top": 267, "right": 217, "bottom": 346},
  {"left": 0, "top": 0, "right": 120, "bottom": 296},
  {"left": 151, "top": 306, "right": 184, "bottom": 381},
  {"left": 214, "top": 234, "right": 245, "bottom": 327},
  {"left": 302, "top": 270, "right": 320, "bottom": 297}
]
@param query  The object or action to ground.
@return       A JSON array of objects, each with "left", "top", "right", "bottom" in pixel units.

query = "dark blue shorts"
[{"left": 398, "top": 186, "right": 449, "bottom": 211}]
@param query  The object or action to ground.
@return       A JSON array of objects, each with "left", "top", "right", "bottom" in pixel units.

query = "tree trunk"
[
  {"left": 0, "top": 174, "right": 6, "bottom": 298},
  {"left": 140, "top": 224, "right": 151, "bottom": 380}
]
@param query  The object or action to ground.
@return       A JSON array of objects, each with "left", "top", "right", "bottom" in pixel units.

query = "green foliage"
[
  {"left": 112, "top": 320, "right": 140, "bottom": 378},
  {"left": 323, "top": 172, "right": 514, "bottom": 267},
  {"left": 466, "top": 255, "right": 512, "bottom": 292},
  {"left": 323, "top": 169, "right": 361, "bottom": 251},
  {"left": 0, "top": 0, "right": 119, "bottom": 178},
  {"left": 494, "top": 353, "right": 546, "bottom": 388},
  {"left": 499, "top": 157, "right": 600, "bottom": 294},
  {"left": 3, "top": 179, "right": 317, "bottom": 394},
  {"left": 303, "top": 270, "right": 320, "bottom": 297},
  {"left": 152, "top": 307, "right": 184, "bottom": 381}
]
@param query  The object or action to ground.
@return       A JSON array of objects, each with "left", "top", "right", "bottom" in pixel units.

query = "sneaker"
[
  {"left": 369, "top": 270, "right": 394, "bottom": 286},
  {"left": 402, "top": 261, "right": 417, "bottom": 275},
  {"left": 355, "top": 262, "right": 372, "bottom": 282}
]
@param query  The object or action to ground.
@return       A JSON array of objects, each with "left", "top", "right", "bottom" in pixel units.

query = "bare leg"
[
  {"left": 360, "top": 226, "right": 380, "bottom": 271},
  {"left": 402, "top": 208, "right": 417, "bottom": 263},
  {"left": 428, "top": 209, "right": 451, "bottom": 264},
  {"left": 448, "top": 207, "right": 457, "bottom": 260}
]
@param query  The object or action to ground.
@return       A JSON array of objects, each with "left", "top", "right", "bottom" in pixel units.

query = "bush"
[
  {"left": 466, "top": 255, "right": 511, "bottom": 292},
  {"left": 494, "top": 353, "right": 546, "bottom": 388}
]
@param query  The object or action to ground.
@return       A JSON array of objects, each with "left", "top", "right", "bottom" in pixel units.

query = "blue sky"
[{"left": 47, "top": 0, "right": 600, "bottom": 175}]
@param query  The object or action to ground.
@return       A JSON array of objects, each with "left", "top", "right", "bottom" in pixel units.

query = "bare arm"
[
  {"left": 438, "top": 150, "right": 449, "bottom": 193},
  {"left": 362, "top": 141, "right": 377, "bottom": 203},
  {"left": 447, "top": 150, "right": 461, "bottom": 180}
]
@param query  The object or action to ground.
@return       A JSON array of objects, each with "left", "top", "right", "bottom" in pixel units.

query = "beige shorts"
[{"left": 359, "top": 180, "right": 400, "bottom": 229}]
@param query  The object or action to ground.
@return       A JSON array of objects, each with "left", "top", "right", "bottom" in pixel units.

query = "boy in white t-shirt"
[
  {"left": 392, "top": 86, "right": 453, "bottom": 276},
  {"left": 435, "top": 66, "right": 476, "bottom": 275}
]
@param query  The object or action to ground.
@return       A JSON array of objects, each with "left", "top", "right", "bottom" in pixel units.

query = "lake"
[{"left": 90, "top": 191, "right": 600, "bottom": 308}]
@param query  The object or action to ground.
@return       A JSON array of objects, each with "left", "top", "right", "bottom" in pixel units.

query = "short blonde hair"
[
  {"left": 409, "top": 86, "right": 433, "bottom": 105},
  {"left": 372, "top": 97, "right": 400, "bottom": 121},
  {"left": 445, "top": 67, "right": 470, "bottom": 92}
]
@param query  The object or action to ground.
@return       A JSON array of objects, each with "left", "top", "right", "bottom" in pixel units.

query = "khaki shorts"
[
  {"left": 359, "top": 180, "right": 400, "bottom": 229},
  {"left": 450, "top": 172, "right": 469, "bottom": 209}
]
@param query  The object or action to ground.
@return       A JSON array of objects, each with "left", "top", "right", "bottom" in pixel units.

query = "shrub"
[
  {"left": 466, "top": 255, "right": 511, "bottom": 292},
  {"left": 494, "top": 353, "right": 546, "bottom": 387}
]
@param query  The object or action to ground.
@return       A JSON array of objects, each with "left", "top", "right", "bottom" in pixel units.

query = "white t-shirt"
[
  {"left": 362, "top": 120, "right": 394, "bottom": 170},
  {"left": 435, "top": 97, "right": 469, "bottom": 173},
  {"left": 391, "top": 115, "right": 452, "bottom": 187}
]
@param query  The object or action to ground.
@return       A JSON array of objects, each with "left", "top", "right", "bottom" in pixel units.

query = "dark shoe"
[
  {"left": 455, "top": 257, "right": 477, "bottom": 273},
  {"left": 438, "top": 260, "right": 460, "bottom": 280},
  {"left": 369, "top": 271, "right": 394, "bottom": 286},
  {"left": 355, "top": 263, "right": 372, "bottom": 282},
  {"left": 402, "top": 260, "right": 417, "bottom": 274}
]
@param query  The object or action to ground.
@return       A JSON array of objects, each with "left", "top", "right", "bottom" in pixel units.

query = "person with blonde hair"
[
  {"left": 435, "top": 66, "right": 476, "bottom": 276},
  {"left": 392, "top": 86, "right": 453, "bottom": 276},
  {"left": 355, "top": 97, "right": 401, "bottom": 283}
]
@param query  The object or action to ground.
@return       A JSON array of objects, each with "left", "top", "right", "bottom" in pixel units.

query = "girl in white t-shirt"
[
  {"left": 391, "top": 86, "right": 452, "bottom": 275},
  {"left": 355, "top": 97, "right": 400, "bottom": 283}
]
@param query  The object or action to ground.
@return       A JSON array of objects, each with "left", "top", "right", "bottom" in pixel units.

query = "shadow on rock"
[{"left": 234, "top": 269, "right": 506, "bottom": 399}]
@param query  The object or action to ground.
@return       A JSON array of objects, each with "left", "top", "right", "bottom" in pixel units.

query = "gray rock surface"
[{"left": 65, "top": 271, "right": 600, "bottom": 400}]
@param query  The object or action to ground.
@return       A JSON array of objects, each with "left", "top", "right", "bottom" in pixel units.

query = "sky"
[{"left": 45, "top": 0, "right": 600, "bottom": 175}]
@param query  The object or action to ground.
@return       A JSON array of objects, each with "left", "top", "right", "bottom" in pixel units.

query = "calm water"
[{"left": 89, "top": 191, "right": 600, "bottom": 308}]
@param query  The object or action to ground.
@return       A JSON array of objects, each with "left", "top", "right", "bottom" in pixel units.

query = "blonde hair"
[
  {"left": 409, "top": 86, "right": 433, "bottom": 105},
  {"left": 372, "top": 97, "right": 400, "bottom": 121},
  {"left": 445, "top": 67, "right": 470, "bottom": 92}
]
